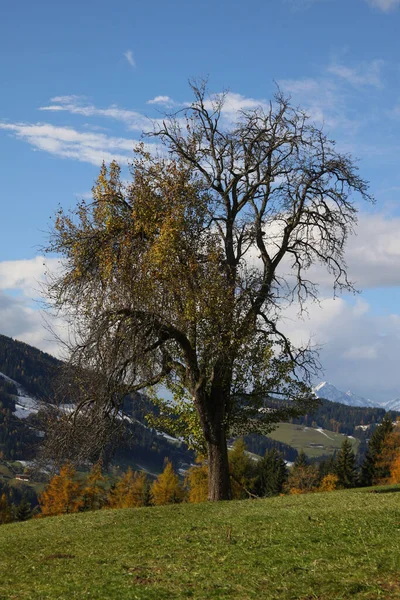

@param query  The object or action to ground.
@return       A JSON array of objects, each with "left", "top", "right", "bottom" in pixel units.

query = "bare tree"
[{"left": 46, "top": 82, "right": 371, "bottom": 500}]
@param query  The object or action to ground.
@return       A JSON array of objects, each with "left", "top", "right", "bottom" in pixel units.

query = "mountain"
[
  {"left": 314, "top": 381, "right": 377, "bottom": 408},
  {"left": 380, "top": 398, "right": 400, "bottom": 412}
]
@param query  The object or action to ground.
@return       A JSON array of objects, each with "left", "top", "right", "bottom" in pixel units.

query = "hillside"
[
  {"left": 0, "top": 333, "right": 395, "bottom": 471},
  {"left": 266, "top": 422, "right": 360, "bottom": 459},
  {"left": 1, "top": 487, "right": 400, "bottom": 599}
]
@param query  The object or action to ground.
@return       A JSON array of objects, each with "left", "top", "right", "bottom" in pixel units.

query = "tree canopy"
[{"left": 47, "top": 82, "right": 371, "bottom": 500}]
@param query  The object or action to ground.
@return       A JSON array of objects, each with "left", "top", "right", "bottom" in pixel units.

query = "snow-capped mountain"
[
  {"left": 0, "top": 371, "right": 40, "bottom": 419},
  {"left": 379, "top": 398, "right": 400, "bottom": 412},
  {"left": 313, "top": 382, "right": 376, "bottom": 409}
]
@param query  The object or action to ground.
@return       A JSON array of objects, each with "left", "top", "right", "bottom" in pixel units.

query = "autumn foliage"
[
  {"left": 185, "top": 457, "right": 208, "bottom": 503},
  {"left": 107, "top": 468, "right": 149, "bottom": 508},
  {"left": 151, "top": 461, "right": 184, "bottom": 505},
  {"left": 39, "top": 463, "right": 83, "bottom": 516}
]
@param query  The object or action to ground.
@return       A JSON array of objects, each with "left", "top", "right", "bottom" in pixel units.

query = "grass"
[
  {"left": 1, "top": 487, "right": 400, "bottom": 599},
  {"left": 268, "top": 423, "right": 360, "bottom": 458}
]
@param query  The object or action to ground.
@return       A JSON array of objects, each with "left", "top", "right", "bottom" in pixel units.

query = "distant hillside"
[
  {"left": 0, "top": 333, "right": 396, "bottom": 469},
  {"left": 0, "top": 334, "right": 60, "bottom": 400},
  {"left": 291, "top": 397, "right": 399, "bottom": 436}
]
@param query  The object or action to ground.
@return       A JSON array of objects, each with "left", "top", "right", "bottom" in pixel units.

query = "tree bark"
[{"left": 207, "top": 429, "right": 232, "bottom": 501}]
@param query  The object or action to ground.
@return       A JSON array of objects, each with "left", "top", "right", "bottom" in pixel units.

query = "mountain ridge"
[{"left": 313, "top": 381, "right": 400, "bottom": 411}]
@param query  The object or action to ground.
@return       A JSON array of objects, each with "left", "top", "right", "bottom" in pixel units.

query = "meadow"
[{"left": 1, "top": 486, "right": 400, "bottom": 599}]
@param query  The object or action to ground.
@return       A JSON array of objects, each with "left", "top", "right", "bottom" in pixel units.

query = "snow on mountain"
[
  {"left": 0, "top": 371, "right": 40, "bottom": 419},
  {"left": 313, "top": 381, "right": 376, "bottom": 408},
  {"left": 379, "top": 398, "right": 400, "bottom": 412}
]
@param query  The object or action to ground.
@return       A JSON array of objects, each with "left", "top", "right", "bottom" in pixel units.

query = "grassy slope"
[
  {"left": 1, "top": 488, "right": 400, "bottom": 599},
  {"left": 268, "top": 423, "right": 360, "bottom": 458}
]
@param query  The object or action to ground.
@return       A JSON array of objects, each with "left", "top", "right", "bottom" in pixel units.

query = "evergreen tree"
[
  {"left": 293, "top": 450, "right": 308, "bottom": 469},
  {"left": 228, "top": 438, "right": 256, "bottom": 499},
  {"left": 255, "top": 449, "right": 288, "bottom": 497},
  {"left": 16, "top": 498, "right": 32, "bottom": 522},
  {"left": 318, "top": 454, "right": 337, "bottom": 481},
  {"left": 335, "top": 439, "right": 356, "bottom": 488},
  {"left": 151, "top": 461, "right": 183, "bottom": 505},
  {"left": 360, "top": 415, "right": 394, "bottom": 486}
]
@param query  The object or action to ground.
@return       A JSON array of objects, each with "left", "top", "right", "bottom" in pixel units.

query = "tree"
[
  {"left": 39, "top": 463, "right": 83, "bottom": 516},
  {"left": 286, "top": 451, "right": 319, "bottom": 495},
  {"left": 293, "top": 450, "right": 308, "bottom": 469},
  {"left": 107, "top": 468, "right": 149, "bottom": 508},
  {"left": 185, "top": 456, "right": 208, "bottom": 503},
  {"left": 82, "top": 462, "right": 106, "bottom": 511},
  {"left": 319, "top": 473, "right": 339, "bottom": 492},
  {"left": 47, "top": 82, "right": 371, "bottom": 500},
  {"left": 150, "top": 461, "right": 184, "bottom": 505},
  {"left": 374, "top": 420, "right": 400, "bottom": 485},
  {"left": 0, "top": 493, "right": 12, "bottom": 525},
  {"left": 360, "top": 416, "right": 394, "bottom": 486},
  {"left": 255, "top": 448, "right": 288, "bottom": 497},
  {"left": 228, "top": 438, "right": 256, "bottom": 499},
  {"left": 335, "top": 439, "right": 356, "bottom": 488},
  {"left": 16, "top": 498, "right": 32, "bottom": 521}
]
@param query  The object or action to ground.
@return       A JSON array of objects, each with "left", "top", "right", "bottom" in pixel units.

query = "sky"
[{"left": 1, "top": 0, "right": 400, "bottom": 402}]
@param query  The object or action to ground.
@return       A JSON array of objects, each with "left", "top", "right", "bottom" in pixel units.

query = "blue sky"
[{"left": 1, "top": 0, "right": 400, "bottom": 401}]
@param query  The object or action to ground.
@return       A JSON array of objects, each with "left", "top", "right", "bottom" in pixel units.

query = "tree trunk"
[{"left": 207, "top": 429, "right": 232, "bottom": 501}]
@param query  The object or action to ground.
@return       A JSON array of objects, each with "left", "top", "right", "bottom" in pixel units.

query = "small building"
[{"left": 15, "top": 474, "right": 30, "bottom": 482}]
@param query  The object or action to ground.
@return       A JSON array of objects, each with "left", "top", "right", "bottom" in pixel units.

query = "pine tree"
[
  {"left": 228, "top": 438, "right": 256, "bottom": 499},
  {"left": 39, "top": 463, "right": 83, "bottom": 516},
  {"left": 335, "top": 439, "right": 356, "bottom": 488},
  {"left": 108, "top": 468, "right": 149, "bottom": 508},
  {"left": 151, "top": 461, "right": 183, "bottom": 505},
  {"left": 360, "top": 416, "right": 394, "bottom": 486},
  {"left": 293, "top": 450, "right": 308, "bottom": 469},
  {"left": 318, "top": 454, "right": 337, "bottom": 481},
  {"left": 255, "top": 449, "right": 288, "bottom": 497},
  {"left": 16, "top": 498, "right": 32, "bottom": 521}
]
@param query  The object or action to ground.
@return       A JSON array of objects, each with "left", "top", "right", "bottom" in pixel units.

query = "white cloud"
[
  {"left": 0, "top": 256, "right": 59, "bottom": 297},
  {"left": 281, "top": 296, "right": 400, "bottom": 401},
  {"left": 124, "top": 50, "right": 136, "bottom": 68},
  {"left": 0, "top": 121, "right": 144, "bottom": 165},
  {"left": 147, "top": 95, "right": 175, "bottom": 107},
  {"left": 366, "top": 0, "right": 400, "bottom": 11},
  {"left": 327, "top": 59, "right": 384, "bottom": 89},
  {"left": 304, "top": 212, "right": 400, "bottom": 291},
  {"left": 39, "top": 96, "right": 151, "bottom": 131},
  {"left": 0, "top": 258, "right": 68, "bottom": 357}
]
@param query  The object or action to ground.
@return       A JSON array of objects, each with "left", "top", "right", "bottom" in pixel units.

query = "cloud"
[
  {"left": 0, "top": 258, "right": 68, "bottom": 357},
  {"left": 0, "top": 256, "right": 60, "bottom": 297},
  {"left": 0, "top": 121, "right": 146, "bottom": 165},
  {"left": 366, "top": 0, "right": 400, "bottom": 11},
  {"left": 147, "top": 95, "right": 175, "bottom": 107},
  {"left": 124, "top": 50, "right": 136, "bottom": 68},
  {"left": 281, "top": 296, "right": 400, "bottom": 401},
  {"left": 327, "top": 59, "right": 384, "bottom": 89},
  {"left": 39, "top": 96, "right": 151, "bottom": 131},
  {"left": 303, "top": 212, "right": 400, "bottom": 291}
]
